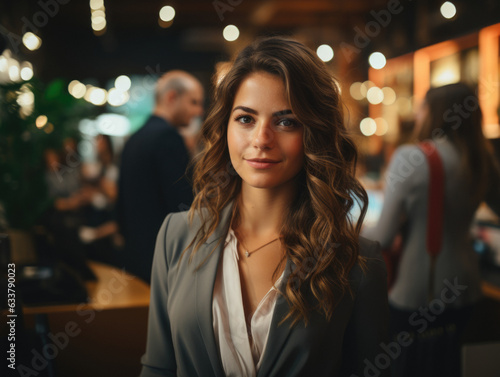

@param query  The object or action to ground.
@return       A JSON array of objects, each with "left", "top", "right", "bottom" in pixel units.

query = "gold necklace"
[{"left": 238, "top": 236, "right": 281, "bottom": 258}]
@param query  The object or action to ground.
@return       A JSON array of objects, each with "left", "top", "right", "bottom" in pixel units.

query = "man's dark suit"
[{"left": 117, "top": 115, "right": 193, "bottom": 283}]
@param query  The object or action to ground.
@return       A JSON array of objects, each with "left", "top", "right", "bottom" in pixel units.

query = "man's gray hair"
[{"left": 155, "top": 76, "right": 188, "bottom": 104}]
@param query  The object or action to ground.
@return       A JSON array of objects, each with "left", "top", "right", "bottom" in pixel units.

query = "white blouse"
[{"left": 212, "top": 228, "right": 284, "bottom": 377}]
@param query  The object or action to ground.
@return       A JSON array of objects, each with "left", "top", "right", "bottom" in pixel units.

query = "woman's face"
[{"left": 227, "top": 71, "right": 304, "bottom": 191}]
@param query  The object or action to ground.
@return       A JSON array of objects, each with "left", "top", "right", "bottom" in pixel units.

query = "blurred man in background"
[{"left": 117, "top": 70, "right": 204, "bottom": 283}]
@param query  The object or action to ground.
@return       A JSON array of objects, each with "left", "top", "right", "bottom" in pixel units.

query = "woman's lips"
[{"left": 245, "top": 158, "right": 281, "bottom": 169}]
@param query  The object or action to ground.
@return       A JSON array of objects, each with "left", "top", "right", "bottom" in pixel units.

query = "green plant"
[{"left": 0, "top": 78, "right": 95, "bottom": 229}]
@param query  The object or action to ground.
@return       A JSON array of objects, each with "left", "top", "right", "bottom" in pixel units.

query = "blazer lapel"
[
  {"left": 193, "top": 201, "right": 296, "bottom": 377},
  {"left": 257, "top": 258, "right": 295, "bottom": 377},
  {"left": 194, "top": 203, "right": 233, "bottom": 377}
]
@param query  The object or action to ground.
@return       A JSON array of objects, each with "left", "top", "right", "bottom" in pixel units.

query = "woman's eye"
[
  {"left": 236, "top": 115, "right": 253, "bottom": 124},
  {"left": 278, "top": 118, "right": 297, "bottom": 128}
]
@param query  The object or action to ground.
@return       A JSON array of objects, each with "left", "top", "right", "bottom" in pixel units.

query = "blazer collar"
[
  {"left": 194, "top": 202, "right": 233, "bottom": 377},
  {"left": 257, "top": 258, "right": 294, "bottom": 377},
  {"left": 194, "top": 201, "right": 295, "bottom": 377}
]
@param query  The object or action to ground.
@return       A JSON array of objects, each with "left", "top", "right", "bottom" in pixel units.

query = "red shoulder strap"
[{"left": 418, "top": 141, "right": 444, "bottom": 257}]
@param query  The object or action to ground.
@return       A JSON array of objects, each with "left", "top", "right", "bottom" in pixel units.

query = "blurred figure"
[
  {"left": 79, "top": 134, "right": 122, "bottom": 266},
  {"left": 364, "top": 83, "right": 500, "bottom": 377},
  {"left": 41, "top": 145, "right": 96, "bottom": 280},
  {"left": 117, "top": 70, "right": 204, "bottom": 283},
  {"left": 45, "top": 146, "right": 86, "bottom": 211}
]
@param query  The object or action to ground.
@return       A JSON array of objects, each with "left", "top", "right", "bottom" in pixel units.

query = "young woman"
[
  {"left": 364, "top": 83, "right": 500, "bottom": 377},
  {"left": 140, "top": 36, "right": 389, "bottom": 377}
]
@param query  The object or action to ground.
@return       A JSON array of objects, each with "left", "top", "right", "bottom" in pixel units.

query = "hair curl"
[{"left": 187, "top": 36, "right": 368, "bottom": 325}]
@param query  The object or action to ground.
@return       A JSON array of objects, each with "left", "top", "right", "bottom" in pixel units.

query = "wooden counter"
[{"left": 22, "top": 260, "right": 150, "bottom": 314}]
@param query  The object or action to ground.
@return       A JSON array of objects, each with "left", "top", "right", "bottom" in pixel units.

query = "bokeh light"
[
  {"left": 36, "top": 115, "right": 48, "bottom": 129},
  {"left": 108, "top": 88, "right": 130, "bottom": 107},
  {"left": 115, "top": 75, "right": 131, "bottom": 91},
  {"left": 360, "top": 80, "right": 374, "bottom": 97},
  {"left": 316, "top": 44, "right": 334, "bottom": 62},
  {"left": 440, "top": 2, "right": 457, "bottom": 19},
  {"left": 89, "top": 88, "right": 107, "bottom": 106},
  {"left": 350, "top": 82, "right": 364, "bottom": 100},
  {"left": 0, "top": 56, "right": 7, "bottom": 72},
  {"left": 159, "top": 6, "right": 176, "bottom": 22},
  {"left": 22, "top": 32, "right": 42, "bottom": 51},
  {"left": 223, "top": 25, "right": 240, "bottom": 41},
  {"left": 382, "top": 87, "right": 397, "bottom": 105},
  {"left": 374, "top": 117, "right": 389, "bottom": 136},
  {"left": 8, "top": 64, "right": 20, "bottom": 82},
  {"left": 20, "top": 62, "right": 33, "bottom": 81},
  {"left": 360, "top": 117, "right": 377, "bottom": 136},
  {"left": 72, "top": 83, "right": 87, "bottom": 99},
  {"left": 369, "top": 52, "right": 387, "bottom": 69},
  {"left": 17, "top": 92, "right": 34, "bottom": 107},
  {"left": 367, "top": 87, "right": 384, "bottom": 105},
  {"left": 69, "top": 80, "right": 87, "bottom": 99},
  {"left": 90, "top": 0, "right": 104, "bottom": 11}
]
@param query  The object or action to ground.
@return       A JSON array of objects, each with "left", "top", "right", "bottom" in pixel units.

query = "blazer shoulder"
[
  {"left": 165, "top": 210, "right": 192, "bottom": 235},
  {"left": 157, "top": 210, "right": 200, "bottom": 262}
]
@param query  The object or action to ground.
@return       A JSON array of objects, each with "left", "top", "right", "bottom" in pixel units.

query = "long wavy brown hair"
[{"left": 187, "top": 36, "right": 368, "bottom": 325}]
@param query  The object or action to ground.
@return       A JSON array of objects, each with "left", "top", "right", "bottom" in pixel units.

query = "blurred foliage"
[{"left": 0, "top": 78, "right": 96, "bottom": 229}]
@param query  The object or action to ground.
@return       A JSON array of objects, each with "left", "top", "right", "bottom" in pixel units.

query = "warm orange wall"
[{"left": 369, "top": 23, "right": 500, "bottom": 138}]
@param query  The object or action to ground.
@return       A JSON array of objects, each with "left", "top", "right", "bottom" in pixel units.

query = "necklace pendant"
[{"left": 245, "top": 250, "right": 250, "bottom": 258}]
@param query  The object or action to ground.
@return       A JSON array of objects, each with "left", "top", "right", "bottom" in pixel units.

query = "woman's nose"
[{"left": 252, "top": 121, "right": 275, "bottom": 150}]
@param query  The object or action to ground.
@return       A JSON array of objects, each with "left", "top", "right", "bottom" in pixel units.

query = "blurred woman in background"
[
  {"left": 79, "top": 134, "right": 122, "bottom": 266},
  {"left": 365, "top": 82, "right": 500, "bottom": 377}
]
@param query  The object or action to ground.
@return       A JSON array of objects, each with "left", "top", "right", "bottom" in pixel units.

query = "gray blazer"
[{"left": 140, "top": 203, "right": 390, "bottom": 377}]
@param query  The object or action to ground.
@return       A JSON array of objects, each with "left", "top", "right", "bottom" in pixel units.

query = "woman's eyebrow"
[
  {"left": 232, "top": 106, "right": 293, "bottom": 117},
  {"left": 232, "top": 106, "right": 257, "bottom": 114},
  {"left": 272, "top": 109, "right": 293, "bottom": 117}
]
